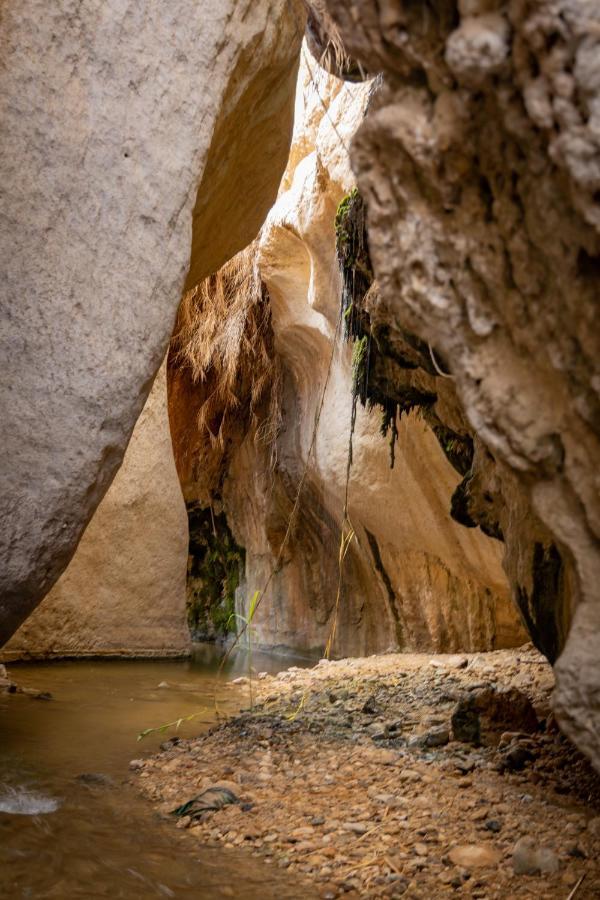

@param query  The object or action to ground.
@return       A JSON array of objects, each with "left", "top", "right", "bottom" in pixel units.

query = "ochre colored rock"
[
  {"left": 0, "top": 0, "right": 305, "bottom": 645},
  {"left": 449, "top": 845, "right": 502, "bottom": 869},
  {"left": 3, "top": 363, "right": 189, "bottom": 659},
  {"left": 169, "top": 53, "right": 526, "bottom": 656}
]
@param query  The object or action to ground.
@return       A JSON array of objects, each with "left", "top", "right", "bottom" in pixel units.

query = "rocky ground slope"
[{"left": 133, "top": 649, "right": 600, "bottom": 898}]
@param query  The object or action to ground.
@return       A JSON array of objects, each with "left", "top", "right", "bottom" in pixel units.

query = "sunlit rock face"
[
  {"left": 317, "top": 1, "right": 600, "bottom": 764},
  {"left": 3, "top": 363, "right": 189, "bottom": 660},
  {"left": 170, "top": 54, "right": 526, "bottom": 657},
  {"left": 0, "top": 0, "right": 305, "bottom": 646}
]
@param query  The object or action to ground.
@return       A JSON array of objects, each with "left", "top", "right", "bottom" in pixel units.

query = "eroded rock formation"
[
  {"left": 315, "top": 1, "right": 600, "bottom": 764},
  {"left": 0, "top": 0, "right": 305, "bottom": 645},
  {"left": 169, "top": 55, "right": 526, "bottom": 656},
  {"left": 3, "top": 363, "right": 189, "bottom": 660}
]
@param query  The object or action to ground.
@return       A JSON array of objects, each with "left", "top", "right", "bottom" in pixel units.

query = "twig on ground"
[
  {"left": 344, "top": 856, "right": 381, "bottom": 875},
  {"left": 565, "top": 873, "right": 586, "bottom": 900}
]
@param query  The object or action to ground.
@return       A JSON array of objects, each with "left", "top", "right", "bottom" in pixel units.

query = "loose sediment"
[{"left": 133, "top": 650, "right": 600, "bottom": 898}]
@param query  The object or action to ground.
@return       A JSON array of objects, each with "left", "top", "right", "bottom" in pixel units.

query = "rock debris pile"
[{"left": 133, "top": 649, "right": 600, "bottom": 898}]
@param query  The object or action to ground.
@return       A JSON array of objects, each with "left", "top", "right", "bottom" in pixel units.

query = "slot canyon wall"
[
  {"left": 2, "top": 364, "right": 189, "bottom": 661},
  {"left": 310, "top": 0, "right": 600, "bottom": 764},
  {"left": 0, "top": 0, "right": 306, "bottom": 646},
  {"left": 168, "top": 54, "right": 527, "bottom": 657},
  {"left": 1, "top": 0, "right": 598, "bottom": 772}
]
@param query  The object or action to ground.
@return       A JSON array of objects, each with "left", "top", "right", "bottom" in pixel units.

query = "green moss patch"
[{"left": 186, "top": 502, "right": 245, "bottom": 642}]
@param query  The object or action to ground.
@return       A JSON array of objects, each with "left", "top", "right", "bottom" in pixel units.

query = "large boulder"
[
  {"left": 319, "top": 0, "right": 600, "bottom": 764},
  {"left": 0, "top": 0, "right": 305, "bottom": 645},
  {"left": 3, "top": 362, "right": 189, "bottom": 660}
]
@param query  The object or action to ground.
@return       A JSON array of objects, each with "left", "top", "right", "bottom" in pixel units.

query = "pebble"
[
  {"left": 289, "top": 826, "right": 315, "bottom": 840},
  {"left": 343, "top": 822, "right": 368, "bottom": 834},
  {"left": 448, "top": 844, "right": 502, "bottom": 868},
  {"left": 430, "top": 656, "right": 468, "bottom": 670},
  {"left": 363, "top": 748, "right": 398, "bottom": 766},
  {"left": 499, "top": 745, "right": 535, "bottom": 772},
  {"left": 421, "top": 727, "right": 450, "bottom": 748},
  {"left": 512, "top": 836, "right": 560, "bottom": 875},
  {"left": 587, "top": 816, "right": 600, "bottom": 837}
]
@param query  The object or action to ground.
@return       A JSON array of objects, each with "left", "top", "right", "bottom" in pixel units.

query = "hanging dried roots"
[{"left": 171, "top": 244, "right": 282, "bottom": 466}]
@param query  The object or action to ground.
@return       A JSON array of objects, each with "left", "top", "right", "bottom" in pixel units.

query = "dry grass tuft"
[
  {"left": 304, "top": 1, "right": 363, "bottom": 82},
  {"left": 171, "top": 245, "right": 282, "bottom": 466}
]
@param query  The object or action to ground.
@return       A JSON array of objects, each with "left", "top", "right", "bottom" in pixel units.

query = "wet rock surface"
[
  {"left": 134, "top": 649, "right": 600, "bottom": 898},
  {"left": 0, "top": 665, "right": 52, "bottom": 701},
  {"left": 168, "top": 53, "right": 524, "bottom": 660}
]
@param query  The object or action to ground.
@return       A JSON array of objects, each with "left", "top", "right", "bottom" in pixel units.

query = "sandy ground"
[{"left": 132, "top": 648, "right": 600, "bottom": 898}]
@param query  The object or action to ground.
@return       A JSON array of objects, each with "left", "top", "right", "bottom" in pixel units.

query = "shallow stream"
[{"left": 0, "top": 646, "right": 314, "bottom": 898}]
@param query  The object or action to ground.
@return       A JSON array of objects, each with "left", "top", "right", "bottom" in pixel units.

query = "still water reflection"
[{"left": 0, "top": 646, "right": 316, "bottom": 899}]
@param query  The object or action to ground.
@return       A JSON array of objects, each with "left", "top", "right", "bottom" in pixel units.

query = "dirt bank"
[{"left": 132, "top": 649, "right": 600, "bottom": 898}]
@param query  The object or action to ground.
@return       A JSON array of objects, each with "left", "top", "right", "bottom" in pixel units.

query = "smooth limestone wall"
[
  {"left": 3, "top": 364, "right": 190, "bottom": 660},
  {"left": 170, "top": 53, "right": 527, "bottom": 657}
]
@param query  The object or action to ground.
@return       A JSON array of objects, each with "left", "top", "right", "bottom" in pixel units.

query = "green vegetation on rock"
[
  {"left": 335, "top": 187, "right": 373, "bottom": 343},
  {"left": 185, "top": 502, "right": 245, "bottom": 641}
]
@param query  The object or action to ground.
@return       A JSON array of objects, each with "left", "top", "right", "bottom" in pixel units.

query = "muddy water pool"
[{"left": 0, "top": 646, "right": 316, "bottom": 898}]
